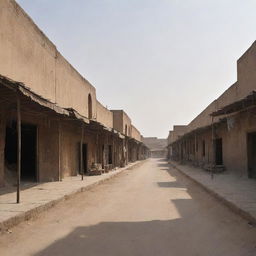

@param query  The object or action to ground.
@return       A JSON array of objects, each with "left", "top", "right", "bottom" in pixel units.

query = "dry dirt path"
[{"left": 0, "top": 159, "right": 256, "bottom": 256}]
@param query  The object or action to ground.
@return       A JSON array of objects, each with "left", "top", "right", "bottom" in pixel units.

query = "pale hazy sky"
[{"left": 16, "top": 0, "right": 256, "bottom": 138}]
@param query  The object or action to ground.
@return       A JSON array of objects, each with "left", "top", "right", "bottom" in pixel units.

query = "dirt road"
[{"left": 0, "top": 159, "right": 256, "bottom": 256}]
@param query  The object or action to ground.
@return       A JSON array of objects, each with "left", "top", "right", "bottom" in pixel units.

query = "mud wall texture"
[
  {"left": 0, "top": 0, "right": 96, "bottom": 119},
  {"left": 96, "top": 101, "right": 113, "bottom": 129}
]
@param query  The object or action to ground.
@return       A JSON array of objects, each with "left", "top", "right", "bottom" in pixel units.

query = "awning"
[
  {"left": 65, "top": 108, "right": 89, "bottom": 124},
  {"left": 211, "top": 91, "right": 256, "bottom": 117},
  {"left": 0, "top": 75, "right": 70, "bottom": 116},
  {"left": 0, "top": 75, "right": 92, "bottom": 124}
]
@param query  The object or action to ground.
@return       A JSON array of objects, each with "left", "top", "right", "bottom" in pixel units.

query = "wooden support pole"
[
  {"left": 16, "top": 96, "right": 21, "bottom": 204},
  {"left": 126, "top": 139, "right": 129, "bottom": 164},
  {"left": 211, "top": 117, "right": 215, "bottom": 179},
  {"left": 80, "top": 124, "right": 84, "bottom": 181},
  {"left": 96, "top": 133, "right": 99, "bottom": 164},
  {"left": 194, "top": 133, "right": 197, "bottom": 163},
  {"left": 112, "top": 135, "right": 115, "bottom": 167}
]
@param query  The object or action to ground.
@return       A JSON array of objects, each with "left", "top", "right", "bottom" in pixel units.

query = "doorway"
[
  {"left": 215, "top": 138, "right": 223, "bottom": 165},
  {"left": 82, "top": 144, "right": 88, "bottom": 173},
  {"left": 108, "top": 145, "right": 112, "bottom": 165},
  {"left": 5, "top": 122, "right": 37, "bottom": 182},
  {"left": 102, "top": 145, "right": 105, "bottom": 168},
  {"left": 247, "top": 132, "right": 256, "bottom": 179}
]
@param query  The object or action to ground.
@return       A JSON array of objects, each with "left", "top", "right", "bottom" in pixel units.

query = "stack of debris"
[{"left": 87, "top": 163, "right": 102, "bottom": 176}]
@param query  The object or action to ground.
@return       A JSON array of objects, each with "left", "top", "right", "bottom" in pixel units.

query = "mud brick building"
[
  {"left": 0, "top": 0, "right": 148, "bottom": 189},
  {"left": 167, "top": 126, "right": 187, "bottom": 160},
  {"left": 142, "top": 137, "right": 167, "bottom": 158},
  {"left": 167, "top": 41, "right": 256, "bottom": 178}
]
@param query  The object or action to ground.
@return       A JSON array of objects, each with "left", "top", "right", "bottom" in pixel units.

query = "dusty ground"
[{"left": 0, "top": 158, "right": 256, "bottom": 256}]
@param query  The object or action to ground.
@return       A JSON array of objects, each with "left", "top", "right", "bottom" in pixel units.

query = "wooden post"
[
  {"left": 194, "top": 133, "right": 197, "bottom": 164},
  {"left": 211, "top": 117, "right": 215, "bottom": 179},
  {"left": 126, "top": 139, "right": 129, "bottom": 164},
  {"left": 96, "top": 133, "right": 98, "bottom": 164},
  {"left": 16, "top": 96, "right": 21, "bottom": 204},
  {"left": 112, "top": 134, "right": 115, "bottom": 167},
  {"left": 80, "top": 124, "right": 84, "bottom": 181}
]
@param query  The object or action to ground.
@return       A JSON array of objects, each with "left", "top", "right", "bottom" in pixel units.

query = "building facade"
[
  {"left": 167, "top": 41, "right": 256, "bottom": 178},
  {"left": 0, "top": 0, "right": 148, "bottom": 189}
]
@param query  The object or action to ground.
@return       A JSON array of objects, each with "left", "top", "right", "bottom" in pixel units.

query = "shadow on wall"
[{"left": 34, "top": 159, "right": 256, "bottom": 256}]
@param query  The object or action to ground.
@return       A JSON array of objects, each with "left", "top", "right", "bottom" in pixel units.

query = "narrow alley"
[{"left": 0, "top": 159, "right": 255, "bottom": 256}]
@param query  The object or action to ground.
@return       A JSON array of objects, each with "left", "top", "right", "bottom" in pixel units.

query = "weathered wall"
[
  {"left": 168, "top": 125, "right": 187, "bottom": 144},
  {"left": 131, "top": 125, "right": 141, "bottom": 142},
  {"left": 187, "top": 101, "right": 217, "bottom": 132},
  {"left": 60, "top": 122, "right": 98, "bottom": 177},
  {"left": 123, "top": 111, "right": 132, "bottom": 136},
  {"left": 167, "top": 131, "right": 173, "bottom": 145},
  {"left": 237, "top": 41, "right": 256, "bottom": 99},
  {"left": 55, "top": 54, "right": 96, "bottom": 118},
  {"left": 59, "top": 122, "right": 80, "bottom": 178},
  {"left": 0, "top": 0, "right": 56, "bottom": 102},
  {"left": 216, "top": 83, "right": 238, "bottom": 111},
  {"left": 2, "top": 110, "right": 61, "bottom": 183},
  {"left": 111, "top": 110, "right": 123, "bottom": 134},
  {"left": 0, "top": 0, "right": 96, "bottom": 119},
  {"left": 181, "top": 42, "right": 256, "bottom": 135},
  {"left": 83, "top": 130, "right": 97, "bottom": 169},
  {"left": 175, "top": 109, "right": 256, "bottom": 177},
  {"left": 193, "top": 129, "right": 213, "bottom": 165},
  {"left": 220, "top": 111, "right": 255, "bottom": 176},
  {"left": 111, "top": 110, "right": 132, "bottom": 136},
  {"left": 38, "top": 120, "right": 60, "bottom": 182},
  {"left": 96, "top": 101, "right": 113, "bottom": 128}
]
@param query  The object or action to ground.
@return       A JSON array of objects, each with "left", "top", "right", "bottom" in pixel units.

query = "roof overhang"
[{"left": 211, "top": 91, "right": 256, "bottom": 117}]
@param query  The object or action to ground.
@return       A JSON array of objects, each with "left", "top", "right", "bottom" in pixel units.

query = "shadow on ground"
[
  {"left": 0, "top": 182, "right": 38, "bottom": 197},
  {"left": 34, "top": 159, "right": 256, "bottom": 256},
  {"left": 157, "top": 181, "right": 186, "bottom": 188}
]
